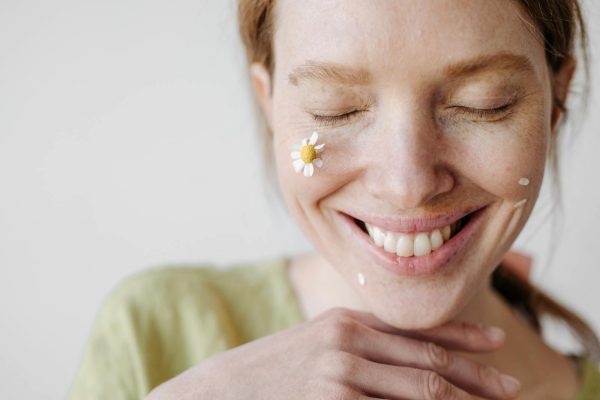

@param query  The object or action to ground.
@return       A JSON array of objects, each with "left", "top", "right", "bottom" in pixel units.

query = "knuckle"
[
  {"left": 421, "top": 371, "right": 454, "bottom": 400},
  {"left": 423, "top": 341, "right": 450, "bottom": 371},
  {"left": 476, "top": 363, "right": 499, "bottom": 386},
  {"left": 322, "top": 351, "right": 361, "bottom": 381},
  {"left": 328, "top": 385, "right": 358, "bottom": 400},
  {"left": 458, "top": 320, "right": 479, "bottom": 342},
  {"left": 322, "top": 315, "right": 360, "bottom": 349},
  {"left": 323, "top": 306, "right": 354, "bottom": 320}
]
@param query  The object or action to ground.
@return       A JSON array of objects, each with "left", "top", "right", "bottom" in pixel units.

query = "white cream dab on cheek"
[
  {"left": 513, "top": 198, "right": 528, "bottom": 209},
  {"left": 519, "top": 178, "right": 530, "bottom": 186},
  {"left": 357, "top": 272, "right": 366, "bottom": 286},
  {"left": 500, "top": 198, "right": 528, "bottom": 244}
]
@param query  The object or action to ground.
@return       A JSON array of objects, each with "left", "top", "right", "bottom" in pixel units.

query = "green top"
[{"left": 68, "top": 257, "right": 600, "bottom": 399}]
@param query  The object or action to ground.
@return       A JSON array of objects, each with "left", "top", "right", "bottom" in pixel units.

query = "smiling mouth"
[{"left": 352, "top": 212, "right": 474, "bottom": 257}]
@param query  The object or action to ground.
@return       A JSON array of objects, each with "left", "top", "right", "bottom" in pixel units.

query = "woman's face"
[{"left": 253, "top": 0, "right": 567, "bottom": 328}]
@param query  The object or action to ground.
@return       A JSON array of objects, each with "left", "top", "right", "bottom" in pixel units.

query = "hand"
[{"left": 146, "top": 307, "right": 521, "bottom": 399}]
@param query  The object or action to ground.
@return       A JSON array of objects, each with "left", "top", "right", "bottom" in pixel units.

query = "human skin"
[{"left": 250, "top": 0, "right": 573, "bottom": 329}]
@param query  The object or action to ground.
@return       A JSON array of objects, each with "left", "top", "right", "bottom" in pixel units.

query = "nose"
[{"left": 362, "top": 103, "right": 455, "bottom": 210}]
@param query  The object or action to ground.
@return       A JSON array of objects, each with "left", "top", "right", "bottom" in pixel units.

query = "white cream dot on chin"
[
  {"left": 357, "top": 272, "right": 366, "bottom": 287},
  {"left": 518, "top": 178, "right": 530, "bottom": 186}
]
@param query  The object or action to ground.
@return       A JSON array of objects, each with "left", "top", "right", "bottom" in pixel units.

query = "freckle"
[
  {"left": 513, "top": 198, "right": 527, "bottom": 209},
  {"left": 357, "top": 272, "right": 366, "bottom": 287},
  {"left": 518, "top": 178, "right": 530, "bottom": 186}
]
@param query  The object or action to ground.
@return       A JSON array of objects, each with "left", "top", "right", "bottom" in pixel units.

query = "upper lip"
[{"left": 343, "top": 205, "right": 485, "bottom": 233}]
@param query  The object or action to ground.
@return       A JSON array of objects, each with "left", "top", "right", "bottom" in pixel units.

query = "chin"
[{"left": 362, "top": 280, "right": 477, "bottom": 330}]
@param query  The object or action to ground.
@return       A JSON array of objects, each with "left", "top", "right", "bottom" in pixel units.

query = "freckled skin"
[{"left": 251, "top": 0, "right": 573, "bottom": 330}]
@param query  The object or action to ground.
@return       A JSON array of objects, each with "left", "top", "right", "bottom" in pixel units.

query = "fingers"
[
  {"left": 350, "top": 327, "right": 520, "bottom": 399},
  {"left": 341, "top": 353, "right": 475, "bottom": 400},
  {"left": 414, "top": 321, "right": 506, "bottom": 352},
  {"left": 315, "top": 308, "right": 521, "bottom": 399},
  {"left": 339, "top": 308, "right": 505, "bottom": 352},
  {"left": 431, "top": 348, "right": 521, "bottom": 399}
]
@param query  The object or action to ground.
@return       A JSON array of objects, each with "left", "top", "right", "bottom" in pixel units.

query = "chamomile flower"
[{"left": 290, "top": 131, "right": 325, "bottom": 177}]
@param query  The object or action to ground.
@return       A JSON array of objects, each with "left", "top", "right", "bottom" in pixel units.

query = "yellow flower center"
[{"left": 300, "top": 145, "right": 317, "bottom": 163}]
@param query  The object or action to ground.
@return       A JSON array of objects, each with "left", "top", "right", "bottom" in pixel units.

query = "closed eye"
[
  {"left": 450, "top": 103, "right": 514, "bottom": 120},
  {"left": 310, "top": 110, "right": 363, "bottom": 127},
  {"left": 310, "top": 102, "right": 514, "bottom": 127}
]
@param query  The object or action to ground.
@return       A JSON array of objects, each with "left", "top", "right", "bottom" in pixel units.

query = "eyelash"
[
  {"left": 310, "top": 103, "right": 514, "bottom": 126},
  {"left": 451, "top": 103, "right": 514, "bottom": 120},
  {"left": 310, "top": 110, "right": 363, "bottom": 127}
]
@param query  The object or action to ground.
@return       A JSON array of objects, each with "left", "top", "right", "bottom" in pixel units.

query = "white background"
[{"left": 1, "top": 1, "right": 599, "bottom": 399}]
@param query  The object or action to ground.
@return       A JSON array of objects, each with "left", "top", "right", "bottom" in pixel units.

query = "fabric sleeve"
[
  {"left": 67, "top": 275, "right": 156, "bottom": 400},
  {"left": 576, "top": 357, "right": 600, "bottom": 400},
  {"left": 66, "top": 265, "right": 245, "bottom": 400}
]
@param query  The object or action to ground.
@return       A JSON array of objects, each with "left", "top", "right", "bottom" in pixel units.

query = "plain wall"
[{"left": 0, "top": 1, "right": 599, "bottom": 398}]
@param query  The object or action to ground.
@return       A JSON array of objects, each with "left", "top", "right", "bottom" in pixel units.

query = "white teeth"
[
  {"left": 430, "top": 229, "right": 444, "bottom": 250},
  {"left": 372, "top": 226, "right": 385, "bottom": 247},
  {"left": 363, "top": 220, "right": 457, "bottom": 258},
  {"left": 414, "top": 233, "right": 432, "bottom": 256},
  {"left": 396, "top": 235, "right": 414, "bottom": 257},
  {"left": 442, "top": 225, "right": 451, "bottom": 241},
  {"left": 383, "top": 232, "right": 397, "bottom": 253}
]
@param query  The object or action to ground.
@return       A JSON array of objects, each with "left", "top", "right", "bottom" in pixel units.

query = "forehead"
[{"left": 274, "top": 0, "right": 547, "bottom": 85}]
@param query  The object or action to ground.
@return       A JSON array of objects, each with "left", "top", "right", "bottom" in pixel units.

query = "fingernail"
[
  {"left": 500, "top": 374, "right": 521, "bottom": 397},
  {"left": 483, "top": 326, "right": 506, "bottom": 342}
]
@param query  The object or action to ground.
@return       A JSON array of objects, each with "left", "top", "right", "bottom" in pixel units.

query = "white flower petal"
[
  {"left": 313, "top": 158, "right": 323, "bottom": 168},
  {"left": 309, "top": 131, "right": 319, "bottom": 145},
  {"left": 293, "top": 143, "right": 302, "bottom": 150},
  {"left": 290, "top": 151, "right": 300, "bottom": 159},
  {"left": 293, "top": 159, "right": 305, "bottom": 173},
  {"left": 303, "top": 163, "right": 314, "bottom": 177},
  {"left": 314, "top": 143, "right": 325, "bottom": 150},
  {"left": 302, "top": 138, "right": 308, "bottom": 146}
]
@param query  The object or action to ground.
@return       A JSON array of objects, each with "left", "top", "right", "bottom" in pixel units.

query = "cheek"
[
  {"left": 272, "top": 110, "right": 361, "bottom": 207},
  {"left": 272, "top": 122, "right": 346, "bottom": 225},
  {"left": 448, "top": 115, "right": 549, "bottom": 201}
]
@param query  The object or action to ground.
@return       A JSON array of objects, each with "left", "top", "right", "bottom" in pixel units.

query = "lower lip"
[{"left": 336, "top": 207, "right": 488, "bottom": 277}]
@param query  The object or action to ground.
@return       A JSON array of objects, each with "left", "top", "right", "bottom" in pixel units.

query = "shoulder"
[
  {"left": 103, "top": 263, "right": 223, "bottom": 312},
  {"left": 69, "top": 258, "right": 293, "bottom": 399},
  {"left": 96, "top": 256, "right": 298, "bottom": 347},
  {"left": 103, "top": 257, "right": 290, "bottom": 316}
]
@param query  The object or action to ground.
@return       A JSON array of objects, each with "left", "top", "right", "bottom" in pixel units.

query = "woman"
[{"left": 68, "top": 0, "right": 600, "bottom": 399}]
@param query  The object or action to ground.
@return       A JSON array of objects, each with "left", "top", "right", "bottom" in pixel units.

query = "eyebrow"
[
  {"left": 287, "top": 60, "right": 372, "bottom": 86},
  {"left": 287, "top": 52, "right": 535, "bottom": 87},
  {"left": 442, "top": 52, "right": 536, "bottom": 79}
]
